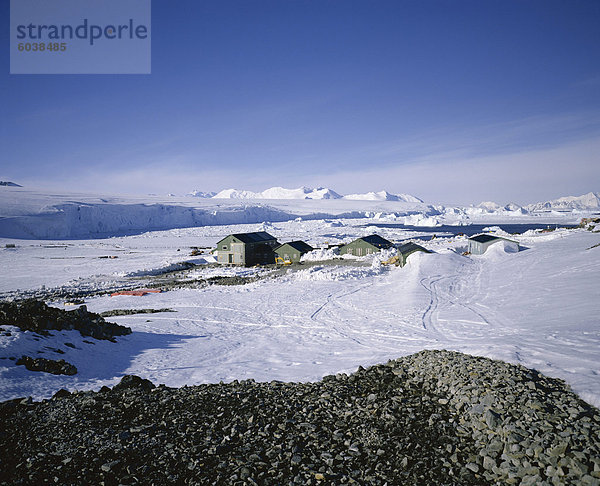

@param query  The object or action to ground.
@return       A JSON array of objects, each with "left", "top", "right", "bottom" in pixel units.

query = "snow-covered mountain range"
[
  {"left": 211, "top": 186, "right": 342, "bottom": 200},
  {"left": 343, "top": 190, "right": 423, "bottom": 203},
  {"left": 187, "top": 186, "right": 600, "bottom": 211},
  {"left": 525, "top": 192, "right": 600, "bottom": 212},
  {"left": 474, "top": 192, "right": 600, "bottom": 214},
  {"left": 190, "top": 186, "right": 422, "bottom": 202},
  {"left": 188, "top": 190, "right": 216, "bottom": 198},
  {"left": 0, "top": 181, "right": 21, "bottom": 187},
  {"left": 476, "top": 201, "right": 527, "bottom": 214}
]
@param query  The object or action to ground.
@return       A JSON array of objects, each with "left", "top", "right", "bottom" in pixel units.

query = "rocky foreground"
[{"left": 0, "top": 350, "right": 599, "bottom": 485}]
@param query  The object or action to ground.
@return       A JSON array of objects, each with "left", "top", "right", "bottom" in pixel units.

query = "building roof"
[
  {"left": 275, "top": 240, "right": 313, "bottom": 253},
  {"left": 469, "top": 234, "right": 506, "bottom": 244},
  {"left": 217, "top": 231, "right": 276, "bottom": 245},
  {"left": 356, "top": 234, "right": 394, "bottom": 248},
  {"left": 397, "top": 242, "right": 430, "bottom": 254}
]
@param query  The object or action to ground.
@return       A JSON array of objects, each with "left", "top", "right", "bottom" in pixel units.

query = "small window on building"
[{"left": 222, "top": 245, "right": 228, "bottom": 250}]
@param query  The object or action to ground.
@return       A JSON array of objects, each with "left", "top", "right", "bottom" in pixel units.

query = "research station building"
[
  {"left": 467, "top": 234, "right": 519, "bottom": 255},
  {"left": 274, "top": 241, "right": 314, "bottom": 264},
  {"left": 396, "top": 242, "right": 431, "bottom": 266},
  {"left": 339, "top": 234, "right": 394, "bottom": 256},
  {"left": 215, "top": 232, "right": 279, "bottom": 265}
]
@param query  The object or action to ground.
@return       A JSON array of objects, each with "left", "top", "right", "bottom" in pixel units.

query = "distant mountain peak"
[
  {"left": 0, "top": 181, "right": 22, "bottom": 187},
  {"left": 526, "top": 192, "right": 600, "bottom": 212},
  {"left": 188, "top": 190, "right": 217, "bottom": 198},
  {"left": 343, "top": 190, "right": 423, "bottom": 203},
  {"left": 207, "top": 186, "right": 424, "bottom": 201},
  {"left": 212, "top": 186, "right": 342, "bottom": 200}
]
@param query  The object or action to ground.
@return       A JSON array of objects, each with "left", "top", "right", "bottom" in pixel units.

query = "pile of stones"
[
  {"left": 0, "top": 350, "right": 598, "bottom": 485},
  {"left": 0, "top": 299, "right": 131, "bottom": 341}
]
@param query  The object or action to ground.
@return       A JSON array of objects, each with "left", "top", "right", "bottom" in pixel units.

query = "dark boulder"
[
  {"left": 0, "top": 299, "right": 131, "bottom": 340},
  {"left": 112, "top": 375, "right": 155, "bottom": 392},
  {"left": 16, "top": 356, "right": 77, "bottom": 375}
]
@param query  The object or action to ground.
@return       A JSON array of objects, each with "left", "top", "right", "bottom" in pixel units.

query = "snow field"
[{"left": 1, "top": 223, "right": 598, "bottom": 408}]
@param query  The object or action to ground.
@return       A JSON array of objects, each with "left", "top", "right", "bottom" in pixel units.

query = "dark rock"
[
  {"left": 0, "top": 299, "right": 131, "bottom": 340},
  {"left": 112, "top": 375, "right": 155, "bottom": 392},
  {"left": 52, "top": 389, "right": 71, "bottom": 399},
  {"left": 16, "top": 356, "right": 77, "bottom": 375},
  {"left": 100, "top": 308, "right": 176, "bottom": 317}
]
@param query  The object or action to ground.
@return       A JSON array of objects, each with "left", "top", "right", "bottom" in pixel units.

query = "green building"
[
  {"left": 396, "top": 242, "right": 431, "bottom": 267},
  {"left": 274, "top": 241, "right": 314, "bottom": 264},
  {"left": 215, "top": 231, "right": 279, "bottom": 265},
  {"left": 339, "top": 234, "right": 393, "bottom": 256}
]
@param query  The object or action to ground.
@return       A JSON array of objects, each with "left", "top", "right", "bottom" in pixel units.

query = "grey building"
[
  {"left": 467, "top": 234, "right": 519, "bottom": 255},
  {"left": 215, "top": 232, "right": 279, "bottom": 265},
  {"left": 340, "top": 234, "right": 394, "bottom": 256},
  {"left": 274, "top": 241, "right": 313, "bottom": 264}
]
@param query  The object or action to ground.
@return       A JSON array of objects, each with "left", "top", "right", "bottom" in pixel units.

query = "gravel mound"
[
  {"left": 0, "top": 350, "right": 598, "bottom": 485},
  {"left": 0, "top": 299, "right": 131, "bottom": 341}
]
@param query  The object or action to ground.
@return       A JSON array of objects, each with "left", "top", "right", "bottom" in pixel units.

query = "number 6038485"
[{"left": 17, "top": 42, "right": 67, "bottom": 52}]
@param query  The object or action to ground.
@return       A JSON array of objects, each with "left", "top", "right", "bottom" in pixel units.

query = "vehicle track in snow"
[
  {"left": 309, "top": 283, "right": 375, "bottom": 347},
  {"left": 417, "top": 255, "right": 516, "bottom": 343}
]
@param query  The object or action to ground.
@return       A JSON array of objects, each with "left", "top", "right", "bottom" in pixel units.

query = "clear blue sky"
[{"left": 1, "top": 0, "right": 599, "bottom": 204}]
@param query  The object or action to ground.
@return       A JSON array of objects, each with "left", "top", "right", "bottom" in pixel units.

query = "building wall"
[
  {"left": 398, "top": 249, "right": 416, "bottom": 267},
  {"left": 468, "top": 238, "right": 518, "bottom": 255},
  {"left": 275, "top": 245, "right": 303, "bottom": 263},
  {"left": 245, "top": 243, "right": 276, "bottom": 266},
  {"left": 468, "top": 240, "right": 487, "bottom": 255},
  {"left": 217, "top": 236, "right": 246, "bottom": 264},
  {"left": 340, "top": 241, "right": 376, "bottom": 256},
  {"left": 217, "top": 236, "right": 279, "bottom": 265}
]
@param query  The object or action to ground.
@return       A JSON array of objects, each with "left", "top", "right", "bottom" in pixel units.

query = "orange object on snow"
[{"left": 110, "top": 289, "right": 162, "bottom": 297}]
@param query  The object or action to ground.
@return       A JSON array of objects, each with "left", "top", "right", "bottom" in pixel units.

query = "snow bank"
[
  {"left": 292, "top": 264, "right": 386, "bottom": 282},
  {"left": 477, "top": 240, "right": 520, "bottom": 259},
  {"left": 300, "top": 248, "right": 340, "bottom": 262}
]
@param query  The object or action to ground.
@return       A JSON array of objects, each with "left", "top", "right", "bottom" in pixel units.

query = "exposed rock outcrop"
[
  {"left": 15, "top": 356, "right": 77, "bottom": 376},
  {"left": 0, "top": 300, "right": 131, "bottom": 341}
]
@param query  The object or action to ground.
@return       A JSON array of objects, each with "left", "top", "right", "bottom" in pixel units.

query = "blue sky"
[{"left": 1, "top": 0, "right": 599, "bottom": 204}]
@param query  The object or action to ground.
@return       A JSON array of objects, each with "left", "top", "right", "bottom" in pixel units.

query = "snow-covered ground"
[{"left": 1, "top": 200, "right": 599, "bottom": 408}]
